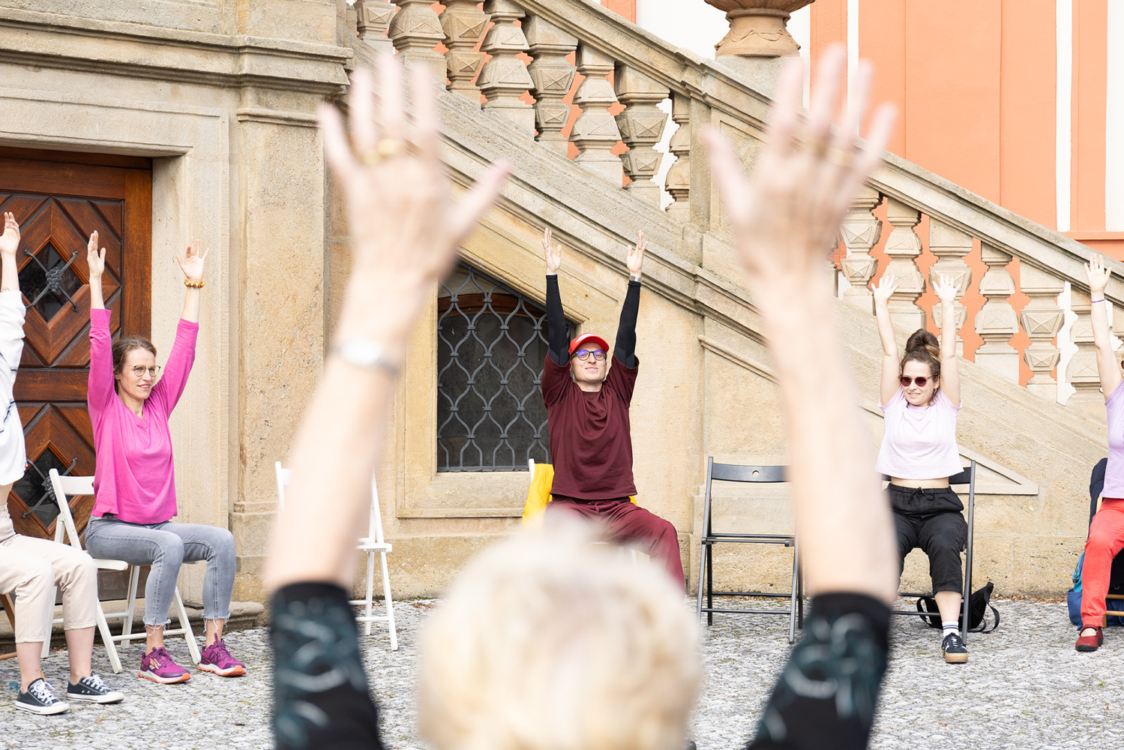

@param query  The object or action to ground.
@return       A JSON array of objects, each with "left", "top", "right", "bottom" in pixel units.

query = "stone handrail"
[{"left": 351, "top": 0, "right": 1124, "bottom": 414}]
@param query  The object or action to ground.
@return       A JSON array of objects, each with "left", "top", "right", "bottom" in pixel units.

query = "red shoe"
[{"left": 1075, "top": 627, "right": 1104, "bottom": 652}]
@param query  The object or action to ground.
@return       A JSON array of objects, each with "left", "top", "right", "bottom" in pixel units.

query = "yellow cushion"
[{"left": 522, "top": 462, "right": 636, "bottom": 530}]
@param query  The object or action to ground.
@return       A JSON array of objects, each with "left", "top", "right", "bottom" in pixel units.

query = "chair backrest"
[
  {"left": 275, "top": 462, "right": 383, "bottom": 543},
  {"left": 708, "top": 462, "right": 787, "bottom": 484},
  {"left": 48, "top": 469, "right": 93, "bottom": 551},
  {"left": 947, "top": 462, "right": 975, "bottom": 489}
]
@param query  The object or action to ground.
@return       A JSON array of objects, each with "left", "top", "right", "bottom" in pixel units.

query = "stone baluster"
[
  {"left": 355, "top": 0, "right": 395, "bottom": 52},
  {"left": 973, "top": 244, "right": 1020, "bottom": 381},
  {"left": 664, "top": 94, "right": 691, "bottom": 220},
  {"left": 881, "top": 198, "right": 926, "bottom": 332},
  {"left": 614, "top": 66, "right": 670, "bottom": 205},
  {"left": 1066, "top": 288, "right": 1103, "bottom": 415},
  {"left": 477, "top": 0, "right": 536, "bottom": 133},
  {"left": 839, "top": 187, "right": 884, "bottom": 310},
  {"left": 928, "top": 220, "right": 973, "bottom": 356},
  {"left": 388, "top": 0, "right": 446, "bottom": 79},
  {"left": 704, "top": 0, "right": 812, "bottom": 58},
  {"left": 441, "top": 0, "right": 489, "bottom": 101},
  {"left": 1019, "top": 265, "right": 1065, "bottom": 400},
  {"left": 570, "top": 44, "right": 624, "bottom": 185},
  {"left": 525, "top": 17, "right": 578, "bottom": 157}
]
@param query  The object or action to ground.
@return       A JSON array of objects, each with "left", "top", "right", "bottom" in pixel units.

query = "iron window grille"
[{"left": 437, "top": 264, "right": 570, "bottom": 472}]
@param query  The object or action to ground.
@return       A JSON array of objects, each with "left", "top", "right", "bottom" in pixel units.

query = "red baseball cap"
[{"left": 569, "top": 333, "right": 610, "bottom": 356}]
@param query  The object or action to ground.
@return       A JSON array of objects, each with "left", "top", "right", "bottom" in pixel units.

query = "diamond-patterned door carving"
[{"left": 0, "top": 148, "right": 151, "bottom": 548}]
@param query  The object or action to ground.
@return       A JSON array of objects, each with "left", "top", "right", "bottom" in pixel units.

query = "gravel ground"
[{"left": 2, "top": 598, "right": 1120, "bottom": 750}]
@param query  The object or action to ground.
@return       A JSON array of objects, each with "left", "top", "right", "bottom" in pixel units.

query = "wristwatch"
[{"left": 332, "top": 339, "right": 400, "bottom": 376}]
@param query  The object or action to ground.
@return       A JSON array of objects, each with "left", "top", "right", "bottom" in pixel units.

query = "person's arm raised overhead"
[
  {"left": 706, "top": 46, "right": 897, "bottom": 750},
  {"left": 542, "top": 228, "right": 569, "bottom": 367},
  {"left": 85, "top": 232, "right": 115, "bottom": 413},
  {"left": 933, "top": 274, "right": 961, "bottom": 405},
  {"left": 614, "top": 230, "right": 644, "bottom": 369},
  {"left": 872, "top": 275, "right": 900, "bottom": 405},
  {"left": 1086, "top": 255, "right": 1123, "bottom": 398},
  {"left": 0, "top": 213, "right": 25, "bottom": 382},
  {"left": 175, "top": 238, "right": 207, "bottom": 325}
]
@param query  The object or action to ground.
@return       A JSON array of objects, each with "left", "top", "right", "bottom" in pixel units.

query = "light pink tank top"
[{"left": 875, "top": 387, "right": 962, "bottom": 480}]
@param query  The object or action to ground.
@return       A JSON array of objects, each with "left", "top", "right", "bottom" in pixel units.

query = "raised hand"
[
  {"left": 86, "top": 231, "right": 106, "bottom": 279},
  {"left": 1086, "top": 254, "right": 1111, "bottom": 297},
  {"left": 871, "top": 274, "right": 897, "bottom": 306},
  {"left": 0, "top": 213, "right": 19, "bottom": 258},
  {"left": 626, "top": 230, "right": 646, "bottom": 278},
  {"left": 542, "top": 228, "right": 562, "bottom": 275},
  {"left": 932, "top": 274, "right": 958, "bottom": 305},
  {"left": 703, "top": 47, "right": 895, "bottom": 296},
  {"left": 176, "top": 237, "right": 209, "bottom": 284}
]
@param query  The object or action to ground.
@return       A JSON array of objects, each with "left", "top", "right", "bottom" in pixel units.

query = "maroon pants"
[{"left": 544, "top": 498, "right": 685, "bottom": 592}]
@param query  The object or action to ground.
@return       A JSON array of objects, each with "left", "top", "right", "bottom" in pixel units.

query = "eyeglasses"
[
  {"left": 131, "top": 365, "right": 161, "bottom": 378},
  {"left": 574, "top": 349, "right": 606, "bottom": 362},
  {"left": 900, "top": 375, "right": 928, "bottom": 388}
]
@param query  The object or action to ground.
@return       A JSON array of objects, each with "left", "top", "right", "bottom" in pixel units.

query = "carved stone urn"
[{"left": 704, "top": 0, "right": 813, "bottom": 58}]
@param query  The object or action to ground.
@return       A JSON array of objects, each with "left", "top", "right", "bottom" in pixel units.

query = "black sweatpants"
[{"left": 888, "top": 485, "right": 967, "bottom": 594}]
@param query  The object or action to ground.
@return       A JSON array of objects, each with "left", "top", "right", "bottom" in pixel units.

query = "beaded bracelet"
[{"left": 184, "top": 279, "right": 205, "bottom": 289}]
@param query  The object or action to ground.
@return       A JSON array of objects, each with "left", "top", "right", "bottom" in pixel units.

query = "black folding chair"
[
  {"left": 889, "top": 460, "right": 977, "bottom": 640},
  {"left": 695, "top": 458, "right": 802, "bottom": 643}
]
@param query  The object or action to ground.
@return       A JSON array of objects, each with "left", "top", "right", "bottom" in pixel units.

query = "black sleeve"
[
  {"left": 271, "top": 582, "right": 385, "bottom": 750},
  {"left": 614, "top": 279, "right": 641, "bottom": 368},
  {"left": 546, "top": 275, "right": 569, "bottom": 367},
  {"left": 747, "top": 593, "right": 890, "bottom": 750}
]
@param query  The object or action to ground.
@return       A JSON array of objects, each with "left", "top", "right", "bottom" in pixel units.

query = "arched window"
[{"left": 437, "top": 264, "right": 571, "bottom": 472}]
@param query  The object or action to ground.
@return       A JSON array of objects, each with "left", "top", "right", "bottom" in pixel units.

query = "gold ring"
[{"left": 360, "top": 138, "right": 408, "bottom": 166}]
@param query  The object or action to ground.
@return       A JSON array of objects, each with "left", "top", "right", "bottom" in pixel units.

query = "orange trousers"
[{"left": 1081, "top": 498, "right": 1124, "bottom": 628}]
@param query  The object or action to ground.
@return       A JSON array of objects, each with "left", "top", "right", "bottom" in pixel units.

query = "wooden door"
[{"left": 0, "top": 148, "right": 151, "bottom": 544}]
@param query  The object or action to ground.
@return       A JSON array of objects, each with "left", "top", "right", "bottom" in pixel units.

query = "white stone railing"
[{"left": 348, "top": 0, "right": 1124, "bottom": 416}]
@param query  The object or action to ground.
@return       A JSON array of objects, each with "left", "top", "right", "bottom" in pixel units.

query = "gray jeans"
[{"left": 85, "top": 516, "right": 235, "bottom": 627}]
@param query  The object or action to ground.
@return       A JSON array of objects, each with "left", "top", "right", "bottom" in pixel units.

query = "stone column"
[
  {"left": 665, "top": 94, "right": 691, "bottom": 220},
  {"left": 881, "top": 198, "right": 926, "bottom": 332},
  {"left": 525, "top": 16, "right": 578, "bottom": 156},
  {"left": 614, "top": 65, "right": 670, "bottom": 205},
  {"left": 1066, "top": 288, "right": 1104, "bottom": 416},
  {"left": 928, "top": 220, "right": 973, "bottom": 356},
  {"left": 389, "top": 0, "right": 446, "bottom": 80},
  {"left": 571, "top": 44, "right": 624, "bottom": 185},
  {"left": 839, "top": 187, "right": 883, "bottom": 311},
  {"left": 973, "top": 245, "right": 1020, "bottom": 381},
  {"left": 441, "top": 0, "right": 489, "bottom": 101},
  {"left": 1019, "top": 265, "right": 1065, "bottom": 400},
  {"left": 478, "top": 0, "right": 536, "bottom": 133}
]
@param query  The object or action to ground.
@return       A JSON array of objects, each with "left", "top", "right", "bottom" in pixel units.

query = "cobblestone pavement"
[{"left": 2, "top": 598, "right": 1121, "bottom": 749}]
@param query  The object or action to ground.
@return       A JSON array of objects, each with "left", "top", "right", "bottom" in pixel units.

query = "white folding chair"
[
  {"left": 47, "top": 469, "right": 201, "bottom": 673},
  {"left": 276, "top": 462, "right": 398, "bottom": 650}
]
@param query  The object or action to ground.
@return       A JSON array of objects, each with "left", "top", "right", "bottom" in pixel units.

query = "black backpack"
[{"left": 916, "top": 581, "right": 1000, "bottom": 633}]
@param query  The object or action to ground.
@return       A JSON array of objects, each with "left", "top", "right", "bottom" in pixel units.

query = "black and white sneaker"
[
  {"left": 15, "top": 678, "right": 69, "bottom": 715},
  {"left": 66, "top": 674, "right": 125, "bottom": 704},
  {"left": 941, "top": 632, "right": 969, "bottom": 664}
]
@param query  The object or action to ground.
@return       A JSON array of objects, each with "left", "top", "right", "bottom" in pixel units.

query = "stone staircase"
[{"left": 348, "top": 0, "right": 1116, "bottom": 596}]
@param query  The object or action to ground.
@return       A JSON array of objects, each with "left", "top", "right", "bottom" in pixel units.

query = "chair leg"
[
  {"left": 174, "top": 587, "right": 201, "bottom": 665},
  {"left": 95, "top": 603, "right": 123, "bottom": 675},
  {"left": 123, "top": 566, "right": 140, "bottom": 641},
  {"left": 379, "top": 550, "right": 398, "bottom": 651},
  {"left": 706, "top": 543, "right": 714, "bottom": 626},
  {"left": 787, "top": 540, "right": 799, "bottom": 644},
  {"left": 41, "top": 585, "right": 57, "bottom": 659},
  {"left": 694, "top": 539, "right": 707, "bottom": 621},
  {"left": 364, "top": 550, "right": 376, "bottom": 638}
]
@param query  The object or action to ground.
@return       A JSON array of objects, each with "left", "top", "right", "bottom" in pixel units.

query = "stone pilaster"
[
  {"left": 477, "top": 0, "right": 536, "bottom": 133},
  {"left": 1019, "top": 264, "right": 1065, "bottom": 400},
  {"left": 614, "top": 65, "right": 670, "bottom": 205},
  {"left": 1066, "top": 287, "right": 1104, "bottom": 417},
  {"left": 839, "top": 186, "right": 883, "bottom": 311},
  {"left": 881, "top": 198, "right": 926, "bottom": 332},
  {"left": 665, "top": 94, "right": 691, "bottom": 220},
  {"left": 389, "top": 0, "right": 446, "bottom": 80},
  {"left": 571, "top": 44, "right": 623, "bottom": 185},
  {"left": 929, "top": 220, "right": 973, "bottom": 356},
  {"left": 525, "top": 16, "right": 578, "bottom": 156},
  {"left": 973, "top": 245, "right": 1020, "bottom": 381},
  {"left": 441, "top": 0, "right": 489, "bottom": 101}
]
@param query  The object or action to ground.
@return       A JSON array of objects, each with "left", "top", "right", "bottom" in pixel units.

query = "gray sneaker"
[
  {"left": 66, "top": 674, "right": 125, "bottom": 704},
  {"left": 15, "top": 678, "right": 69, "bottom": 715}
]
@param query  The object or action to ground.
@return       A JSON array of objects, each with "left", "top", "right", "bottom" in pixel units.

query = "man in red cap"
[{"left": 540, "top": 227, "right": 685, "bottom": 591}]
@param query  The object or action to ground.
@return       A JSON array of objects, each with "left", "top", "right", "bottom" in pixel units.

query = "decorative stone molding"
[
  {"left": 881, "top": 198, "right": 926, "bottom": 332},
  {"left": 477, "top": 0, "right": 536, "bottom": 133},
  {"left": 614, "top": 65, "right": 669, "bottom": 205},
  {"left": 839, "top": 187, "right": 883, "bottom": 310},
  {"left": 441, "top": 0, "right": 489, "bottom": 101},
  {"left": 665, "top": 94, "right": 691, "bottom": 220},
  {"left": 389, "top": 0, "right": 446, "bottom": 80},
  {"left": 929, "top": 220, "right": 973, "bottom": 356},
  {"left": 1066, "top": 287, "right": 1103, "bottom": 415},
  {"left": 525, "top": 16, "right": 578, "bottom": 156},
  {"left": 1018, "top": 264, "right": 1065, "bottom": 400},
  {"left": 570, "top": 44, "right": 623, "bottom": 185},
  {"left": 973, "top": 244, "right": 1020, "bottom": 381},
  {"left": 703, "top": 0, "right": 812, "bottom": 58}
]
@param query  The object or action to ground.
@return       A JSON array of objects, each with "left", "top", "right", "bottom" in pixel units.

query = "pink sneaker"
[
  {"left": 138, "top": 647, "right": 191, "bottom": 684},
  {"left": 199, "top": 638, "right": 247, "bottom": 677}
]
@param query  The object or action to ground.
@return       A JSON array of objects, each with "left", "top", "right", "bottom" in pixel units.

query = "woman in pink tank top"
[
  {"left": 1075, "top": 255, "right": 1124, "bottom": 653},
  {"left": 872, "top": 273, "right": 969, "bottom": 664}
]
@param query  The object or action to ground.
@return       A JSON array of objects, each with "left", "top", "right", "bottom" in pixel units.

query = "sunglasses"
[
  {"left": 900, "top": 375, "right": 929, "bottom": 388},
  {"left": 574, "top": 349, "right": 606, "bottom": 361}
]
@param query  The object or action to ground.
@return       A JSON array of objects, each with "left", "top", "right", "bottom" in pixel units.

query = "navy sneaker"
[
  {"left": 942, "top": 631, "right": 969, "bottom": 663},
  {"left": 66, "top": 674, "right": 125, "bottom": 704},
  {"left": 15, "top": 678, "right": 69, "bottom": 715}
]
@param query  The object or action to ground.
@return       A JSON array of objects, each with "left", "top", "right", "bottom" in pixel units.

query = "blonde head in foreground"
[{"left": 418, "top": 527, "right": 701, "bottom": 750}]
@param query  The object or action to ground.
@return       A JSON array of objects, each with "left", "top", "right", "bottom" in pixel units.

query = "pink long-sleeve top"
[{"left": 88, "top": 308, "right": 198, "bottom": 524}]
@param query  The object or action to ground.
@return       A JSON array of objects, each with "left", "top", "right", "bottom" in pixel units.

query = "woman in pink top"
[
  {"left": 83, "top": 233, "right": 245, "bottom": 684},
  {"left": 872, "top": 273, "right": 969, "bottom": 664},
  {"left": 1075, "top": 255, "right": 1124, "bottom": 652}
]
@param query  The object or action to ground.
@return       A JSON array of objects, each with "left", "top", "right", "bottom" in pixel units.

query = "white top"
[
  {"left": 1102, "top": 381, "right": 1124, "bottom": 498},
  {"left": 875, "top": 386, "right": 962, "bottom": 480},
  {"left": 0, "top": 291, "right": 26, "bottom": 485}
]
